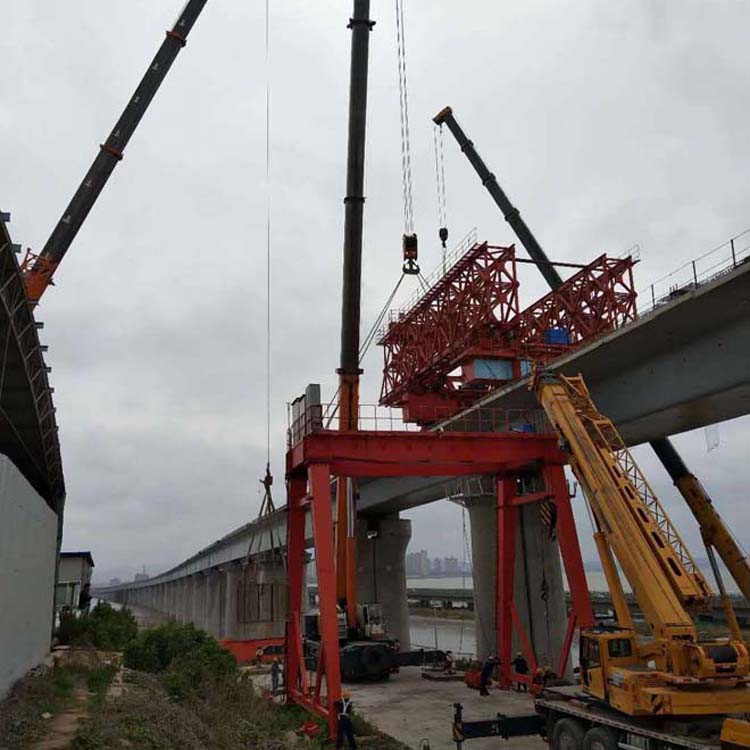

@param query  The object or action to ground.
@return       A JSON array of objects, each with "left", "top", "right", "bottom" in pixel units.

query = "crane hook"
[{"left": 402, "top": 233, "right": 420, "bottom": 275}]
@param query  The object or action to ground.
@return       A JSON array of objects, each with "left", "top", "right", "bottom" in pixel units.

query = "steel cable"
[{"left": 395, "top": 0, "right": 415, "bottom": 235}]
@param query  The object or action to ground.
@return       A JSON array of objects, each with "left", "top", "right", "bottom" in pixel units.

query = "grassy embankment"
[{"left": 0, "top": 603, "right": 408, "bottom": 750}]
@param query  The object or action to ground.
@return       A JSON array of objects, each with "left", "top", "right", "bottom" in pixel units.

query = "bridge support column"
[
  {"left": 467, "top": 475, "right": 568, "bottom": 675},
  {"left": 355, "top": 515, "right": 411, "bottom": 649},
  {"left": 222, "top": 564, "right": 241, "bottom": 639},
  {"left": 204, "top": 570, "right": 222, "bottom": 638},
  {"left": 192, "top": 574, "right": 206, "bottom": 630},
  {"left": 237, "top": 556, "right": 287, "bottom": 640},
  {"left": 166, "top": 581, "right": 176, "bottom": 618},
  {"left": 178, "top": 577, "right": 190, "bottom": 622}
]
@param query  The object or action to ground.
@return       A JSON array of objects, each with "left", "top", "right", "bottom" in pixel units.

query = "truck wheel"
[
  {"left": 583, "top": 726, "right": 618, "bottom": 750},
  {"left": 361, "top": 645, "right": 387, "bottom": 678},
  {"left": 552, "top": 718, "right": 585, "bottom": 750}
]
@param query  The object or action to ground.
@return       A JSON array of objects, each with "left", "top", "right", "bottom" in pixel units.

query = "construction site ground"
[
  {"left": 349, "top": 667, "right": 544, "bottom": 750},
  {"left": 252, "top": 666, "right": 546, "bottom": 750}
]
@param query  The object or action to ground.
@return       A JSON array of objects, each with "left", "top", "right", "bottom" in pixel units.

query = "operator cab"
[{"left": 579, "top": 627, "right": 638, "bottom": 702}]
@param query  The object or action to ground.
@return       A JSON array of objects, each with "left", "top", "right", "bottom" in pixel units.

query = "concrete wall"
[
  {"left": 58, "top": 557, "right": 93, "bottom": 586},
  {"left": 0, "top": 455, "right": 57, "bottom": 697}
]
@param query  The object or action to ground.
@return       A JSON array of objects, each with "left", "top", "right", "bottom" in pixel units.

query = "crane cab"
[{"left": 580, "top": 627, "right": 639, "bottom": 706}]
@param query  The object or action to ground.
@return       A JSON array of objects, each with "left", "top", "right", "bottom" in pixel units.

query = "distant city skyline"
[{"left": 406, "top": 548, "right": 471, "bottom": 578}]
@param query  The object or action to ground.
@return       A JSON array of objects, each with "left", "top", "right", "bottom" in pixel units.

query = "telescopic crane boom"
[
  {"left": 434, "top": 105, "right": 749, "bottom": 608},
  {"left": 22, "top": 0, "right": 209, "bottom": 303},
  {"left": 535, "top": 372, "right": 750, "bottom": 720}
]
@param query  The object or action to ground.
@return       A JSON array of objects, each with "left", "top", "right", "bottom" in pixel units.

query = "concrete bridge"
[{"left": 96, "top": 258, "right": 750, "bottom": 665}]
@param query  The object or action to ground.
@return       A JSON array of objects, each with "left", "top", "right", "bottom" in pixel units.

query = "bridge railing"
[
  {"left": 287, "top": 401, "right": 552, "bottom": 446},
  {"left": 637, "top": 228, "right": 750, "bottom": 316}
]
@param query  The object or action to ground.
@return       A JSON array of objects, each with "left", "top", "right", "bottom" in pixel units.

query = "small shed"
[{"left": 56, "top": 551, "right": 95, "bottom": 609}]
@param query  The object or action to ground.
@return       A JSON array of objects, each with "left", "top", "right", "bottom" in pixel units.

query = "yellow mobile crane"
[
  {"left": 452, "top": 373, "right": 750, "bottom": 750},
  {"left": 536, "top": 374, "right": 750, "bottom": 718}
]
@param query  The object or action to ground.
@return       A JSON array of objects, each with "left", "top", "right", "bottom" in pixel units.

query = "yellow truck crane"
[{"left": 452, "top": 373, "right": 750, "bottom": 750}]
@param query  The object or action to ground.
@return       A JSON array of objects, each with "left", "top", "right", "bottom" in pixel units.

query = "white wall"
[{"left": 0, "top": 455, "right": 57, "bottom": 697}]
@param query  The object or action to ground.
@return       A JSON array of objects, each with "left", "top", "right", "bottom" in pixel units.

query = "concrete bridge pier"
[
  {"left": 222, "top": 563, "right": 242, "bottom": 639},
  {"left": 204, "top": 570, "right": 223, "bottom": 638},
  {"left": 467, "top": 477, "right": 568, "bottom": 673},
  {"left": 192, "top": 574, "right": 206, "bottom": 630},
  {"left": 355, "top": 515, "right": 411, "bottom": 649}
]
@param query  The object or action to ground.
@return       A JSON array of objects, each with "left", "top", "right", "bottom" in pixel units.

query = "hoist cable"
[
  {"left": 433, "top": 122, "right": 449, "bottom": 265},
  {"left": 264, "top": 0, "right": 272, "bottom": 466},
  {"left": 433, "top": 124, "right": 448, "bottom": 227},
  {"left": 324, "top": 274, "right": 406, "bottom": 430},
  {"left": 359, "top": 274, "right": 405, "bottom": 361},
  {"left": 395, "top": 0, "right": 414, "bottom": 235}
]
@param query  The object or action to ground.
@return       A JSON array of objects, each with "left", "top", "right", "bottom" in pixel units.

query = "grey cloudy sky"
[{"left": 2, "top": 1, "right": 749, "bottom": 583}]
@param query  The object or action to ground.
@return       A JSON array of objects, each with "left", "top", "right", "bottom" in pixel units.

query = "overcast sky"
[{"left": 2, "top": 1, "right": 749, "bottom": 584}]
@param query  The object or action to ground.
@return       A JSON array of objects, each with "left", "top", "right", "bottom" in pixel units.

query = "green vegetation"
[
  {"left": 85, "top": 664, "right": 118, "bottom": 708},
  {"left": 123, "top": 622, "right": 237, "bottom": 699},
  {"left": 57, "top": 601, "right": 138, "bottom": 650},
  {"left": 2, "top": 617, "right": 409, "bottom": 750}
]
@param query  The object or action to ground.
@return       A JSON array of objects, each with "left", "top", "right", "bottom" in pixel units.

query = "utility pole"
[{"left": 337, "top": 0, "right": 374, "bottom": 628}]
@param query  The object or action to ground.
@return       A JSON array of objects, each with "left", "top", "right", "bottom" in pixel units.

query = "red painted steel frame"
[
  {"left": 379, "top": 242, "right": 636, "bottom": 415},
  {"left": 495, "top": 463, "right": 594, "bottom": 689},
  {"left": 379, "top": 243, "right": 519, "bottom": 406},
  {"left": 284, "top": 428, "right": 570, "bottom": 734}
]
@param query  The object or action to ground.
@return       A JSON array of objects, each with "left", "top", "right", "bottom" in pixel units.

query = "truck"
[
  {"left": 450, "top": 372, "right": 750, "bottom": 750},
  {"left": 453, "top": 686, "right": 748, "bottom": 750},
  {"left": 302, "top": 604, "right": 445, "bottom": 681}
]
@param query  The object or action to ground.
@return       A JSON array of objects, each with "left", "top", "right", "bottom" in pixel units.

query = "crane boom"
[
  {"left": 435, "top": 104, "right": 749, "bottom": 609},
  {"left": 432, "top": 106, "right": 563, "bottom": 290},
  {"left": 23, "top": 0, "right": 209, "bottom": 303},
  {"left": 651, "top": 437, "right": 750, "bottom": 605},
  {"left": 535, "top": 372, "right": 750, "bottom": 719},
  {"left": 536, "top": 373, "right": 711, "bottom": 640}
]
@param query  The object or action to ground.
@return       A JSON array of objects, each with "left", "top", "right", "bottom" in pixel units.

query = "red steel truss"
[
  {"left": 379, "top": 243, "right": 519, "bottom": 409},
  {"left": 378, "top": 243, "right": 637, "bottom": 419},
  {"left": 284, "top": 425, "right": 591, "bottom": 736},
  {"left": 509, "top": 254, "right": 637, "bottom": 359}
]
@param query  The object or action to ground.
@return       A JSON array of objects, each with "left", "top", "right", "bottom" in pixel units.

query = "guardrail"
[
  {"left": 287, "top": 401, "right": 552, "bottom": 446},
  {"left": 637, "top": 228, "right": 750, "bottom": 316}
]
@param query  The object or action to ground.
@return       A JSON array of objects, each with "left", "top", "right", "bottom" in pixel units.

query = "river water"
[{"left": 410, "top": 613, "right": 581, "bottom": 666}]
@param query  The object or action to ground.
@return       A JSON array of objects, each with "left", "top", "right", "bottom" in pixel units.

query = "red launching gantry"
[{"left": 378, "top": 241, "right": 636, "bottom": 424}]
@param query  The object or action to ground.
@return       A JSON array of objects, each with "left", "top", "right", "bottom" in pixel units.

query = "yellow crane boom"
[{"left": 534, "top": 372, "right": 750, "bottom": 719}]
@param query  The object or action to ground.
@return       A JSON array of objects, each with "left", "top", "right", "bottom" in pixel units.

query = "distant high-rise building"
[
  {"left": 406, "top": 549, "right": 431, "bottom": 577},
  {"left": 431, "top": 557, "right": 444, "bottom": 575},
  {"left": 108, "top": 577, "right": 121, "bottom": 586},
  {"left": 444, "top": 556, "right": 459, "bottom": 575}
]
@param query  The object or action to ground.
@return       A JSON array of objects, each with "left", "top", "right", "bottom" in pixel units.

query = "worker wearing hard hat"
[{"left": 335, "top": 690, "right": 357, "bottom": 749}]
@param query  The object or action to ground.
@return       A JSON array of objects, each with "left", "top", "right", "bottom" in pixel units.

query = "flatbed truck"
[{"left": 453, "top": 685, "right": 745, "bottom": 750}]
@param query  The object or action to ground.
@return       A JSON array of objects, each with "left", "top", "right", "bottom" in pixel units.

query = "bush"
[
  {"left": 123, "top": 623, "right": 237, "bottom": 700},
  {"left": 57, "top": 602, "right": 138, "bottom": 650}
]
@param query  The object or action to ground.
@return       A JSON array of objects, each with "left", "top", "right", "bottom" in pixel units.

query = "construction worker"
[
  {"left": 511, "top": 651, "right": 529, "bottom": 692},
  {"left": 78, "top": 583, "right": 92, "bottom": 613},
  {"left": 270, "top": 658, "right": 280, "bottom": 695},
  {"left": 479, "top": 655, "right": 496, "bottom": 696},
  {"left": 444, "top": 650, "right": 455, "bottom": 673},
  {"left": 335, "top": 690, "right": 357, "bottom": 749}
]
